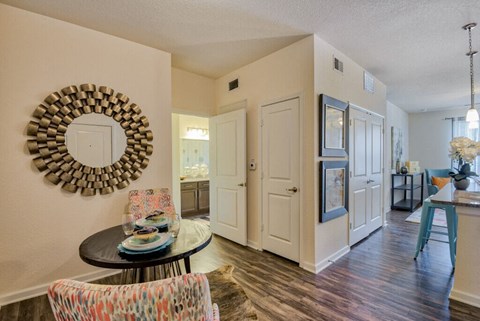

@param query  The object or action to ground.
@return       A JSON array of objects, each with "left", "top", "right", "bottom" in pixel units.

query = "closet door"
[
  {"left": 349, "top": 107, "right": 384, "bottom": 246},
  {"left": 261, "top": 97, "right": 300, "bottom": 262}
]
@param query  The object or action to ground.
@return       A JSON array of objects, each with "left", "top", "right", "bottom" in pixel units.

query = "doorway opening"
[{"left": 172, "top": 114, "right": 210, "bottom": 222}]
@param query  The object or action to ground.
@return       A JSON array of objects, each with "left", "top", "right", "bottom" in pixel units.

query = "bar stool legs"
[
  {"left": 414, "top": 198, "right": 457, "bottom": 267},
  {"left": 445, "top": 206, "right": 458, "bottom": 267}
]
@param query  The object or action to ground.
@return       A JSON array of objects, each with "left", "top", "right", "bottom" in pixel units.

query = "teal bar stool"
[{"left": 414, "top": 197, "right": 458, "bottom": 267}]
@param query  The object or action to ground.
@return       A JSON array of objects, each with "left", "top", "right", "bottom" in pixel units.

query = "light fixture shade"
[
  {"left": 468, "top": 120, "right": 479, "bottom": 129},
  {"left": 466, "top": 107, "right": 479, "bottom": 122}
]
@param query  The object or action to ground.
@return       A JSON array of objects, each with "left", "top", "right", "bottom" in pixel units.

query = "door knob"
[
  {"left": 238, "top": 182, "right": 247, "bottom": 187},
  {"left": 287, "top": 187, "right": 298, "bottom": 193},
  {"left": 367, "top": 179, "right": 374, "bottom": 184}
]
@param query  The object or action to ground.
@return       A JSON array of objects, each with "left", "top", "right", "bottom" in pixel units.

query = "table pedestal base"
[{"left": 121, "top": 261, "right": 183, "bottom": 283}]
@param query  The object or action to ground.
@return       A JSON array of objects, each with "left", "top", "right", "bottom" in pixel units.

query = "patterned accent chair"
[
  {"left": 48, "top": 273, "right": 220, "bottom": 321},
  {"left": 128, "top": 188, "right": 176, "bottom": 220}
]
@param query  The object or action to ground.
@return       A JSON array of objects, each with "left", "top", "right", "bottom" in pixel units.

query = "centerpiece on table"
[{"left": 448, "top": 136, "right": 480, "bottom": 190}]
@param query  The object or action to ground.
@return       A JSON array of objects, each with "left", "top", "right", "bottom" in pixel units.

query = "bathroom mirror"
[
  {"left": 26, "top": 84, "right": 153, "bottom": 196},
  {"left": 181, "top": 139, "right": 209, "bottom": 178}
]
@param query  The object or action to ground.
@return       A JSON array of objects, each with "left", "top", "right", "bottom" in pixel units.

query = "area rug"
[
  {"left": 206, "top": 265, "right": 258, "bottom": 320},
  {"left": 405, "top": 207, "right": 447, "bottom": 227},
  {"left": 190, "top": 214, "right": 210, "bottom": 226}
]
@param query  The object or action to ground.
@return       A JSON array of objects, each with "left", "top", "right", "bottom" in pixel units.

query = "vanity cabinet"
[
  {"left": 197, "top": 181, "right": 210, "bottom": 212},
  {"left": 181, "top": 180, "right": 209, "bottom": 216}
]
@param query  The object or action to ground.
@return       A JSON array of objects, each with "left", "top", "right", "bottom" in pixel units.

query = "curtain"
[{"left": 452, "top": 117, "right": 480, "bottom": 173}]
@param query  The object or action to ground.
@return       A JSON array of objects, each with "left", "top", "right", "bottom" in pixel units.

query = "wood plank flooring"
[{"left": 2, "top": 210, "right": 480, "bottom": 320}]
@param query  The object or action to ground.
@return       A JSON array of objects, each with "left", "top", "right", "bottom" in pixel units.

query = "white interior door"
[
  {"left": 349, "top": 107, "right": 384, "bottom": 246},
  {"left": 66, "top": 123, "right": 112, "bottom": 167},
  {"left": 209, "top": 109, "right": 247, "bottom": 245},
  {"left": 369, "top": 115, "right": 384, "bottom": 232},
  {"left": 261, "top": 97, "right": 300, "bottom": 262}
]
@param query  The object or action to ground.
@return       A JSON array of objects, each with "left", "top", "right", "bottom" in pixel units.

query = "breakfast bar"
[{"left": 430, "top": 182, "right": 480, "bottom": 308}]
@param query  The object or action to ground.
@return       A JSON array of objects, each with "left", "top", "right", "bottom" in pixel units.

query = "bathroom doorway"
[{"left": 172, "top": 114, "right": 210, "bottom": 221}]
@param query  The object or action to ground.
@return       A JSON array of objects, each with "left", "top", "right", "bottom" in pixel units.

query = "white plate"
[
  {"left": 136, "top": 216, "right": 170, "bottom": 228},
  {"left": 121, "top": 233, "right": 171, "bottom": 251}
]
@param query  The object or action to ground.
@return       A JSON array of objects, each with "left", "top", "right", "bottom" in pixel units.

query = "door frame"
[
  {"left": 348, "top": 103, "right": 386, "bottom": 245},
  {"left": 257, "top": 93, "right": 304, "bottom": 265},
  {"left": 171, "top": 111, "right": 212, "bottom": 217}
]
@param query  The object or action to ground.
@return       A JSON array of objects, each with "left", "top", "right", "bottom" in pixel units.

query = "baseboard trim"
[
  {"left": 314, "top": 246, "right": 350, "bottom": 274},
  {"left": 450, "top": 289, "right": 480, "bottom": 308},
  {"left": 0, "top": 269, "right": 120, "bottom": 307},
  {"left": 300, "top": 261, "right": 317, "bottom": 273},
  {"left": 247, "top": 240, "right": 260, "bottom": 251}
]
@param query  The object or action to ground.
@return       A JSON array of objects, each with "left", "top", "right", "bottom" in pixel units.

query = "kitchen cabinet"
[{"left": 181, "top": 180, "right": 209, "bottom": 216}]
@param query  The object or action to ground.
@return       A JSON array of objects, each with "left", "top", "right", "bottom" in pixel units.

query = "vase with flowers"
[{"left": 448, "top": 137, "right": 480, "bottom": 190}]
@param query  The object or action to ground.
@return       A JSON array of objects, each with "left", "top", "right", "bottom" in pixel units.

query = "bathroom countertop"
[{"left": 180, "top": 178, "right": 209, "bottom": 183}]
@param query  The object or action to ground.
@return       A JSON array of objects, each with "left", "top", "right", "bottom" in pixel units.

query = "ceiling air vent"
[
  {"left": 333, "top": 56, "right": 343, "bottom": 72},
  {"left": 229, "top": 78, "right": 239, "bottom": 91}
]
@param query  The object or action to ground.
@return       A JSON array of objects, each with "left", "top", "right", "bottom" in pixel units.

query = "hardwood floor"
[{"left": 2, "top": 210, "right": 480, "bottom": 320}]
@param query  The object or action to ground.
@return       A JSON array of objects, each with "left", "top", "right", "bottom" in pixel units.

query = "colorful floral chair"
[
  {"left": 128, "top": 188, "right": 176, "bottom": 220},
  {"left": 48, "top": 273, "right": 220, "bottom": 321}
]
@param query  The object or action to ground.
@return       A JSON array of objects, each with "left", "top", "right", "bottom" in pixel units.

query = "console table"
[{"left": 391, "top": 173, "right": 424, "bottom": 212}]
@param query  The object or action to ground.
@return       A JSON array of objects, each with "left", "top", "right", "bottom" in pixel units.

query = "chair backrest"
[
  {"left": 48, "top": 273, "right": 219, "bottom": 321},
  {"left": 425, "top": 168, "right": 451, "bottom": 196},
  {"left": 128, "top": 188, "right": 176, "bottom": 220}
]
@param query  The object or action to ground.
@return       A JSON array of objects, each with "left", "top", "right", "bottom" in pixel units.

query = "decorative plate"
[
  {"left": 121, "top": 233, "right": 170, "bottom": 251},
  {"left": 117, "top": 237, "right": 174, "bottom": 255},
  {"left": 136, "top": 217, "right": 170, "bottom": 228}
]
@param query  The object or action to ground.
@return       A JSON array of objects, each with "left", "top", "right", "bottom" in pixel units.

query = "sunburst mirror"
[{"left": 26, "top": 84, "right": 153, "bottom": 196}]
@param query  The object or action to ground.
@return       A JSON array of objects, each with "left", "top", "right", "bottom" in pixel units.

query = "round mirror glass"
[{"left": 65, "top": 114, "right": 127, "bottom": 167}]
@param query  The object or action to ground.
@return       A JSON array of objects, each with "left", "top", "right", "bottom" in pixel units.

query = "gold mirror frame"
[{"left": 26, "top": 84, "right": 153, "bottom": 196}]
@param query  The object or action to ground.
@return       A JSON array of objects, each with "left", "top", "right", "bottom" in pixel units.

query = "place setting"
[
  {"left": 118, "top": 226, "right": 174, "bottom": 256},
  {"left": 136, "top": 210, "right": 171, "bottom": 230},
  {"left": 118, "top": 210, "right": 179, "bottom": 257}
]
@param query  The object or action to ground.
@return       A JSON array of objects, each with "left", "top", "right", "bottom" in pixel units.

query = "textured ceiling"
[{"left": 2, "top": 0, "right": 480, "bottom": 113}]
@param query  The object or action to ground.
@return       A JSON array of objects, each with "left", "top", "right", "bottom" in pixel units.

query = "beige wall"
[
  {"left": 313, "top": 36, "right": 387, "bottom": 270},
  {"left": 171, "top": 67, "right": 213, "bottom": 215},
  {"left": 385, "top": 101, "right": 410, "bottom": 212},
  {"left": 172, "top": 68, "right": 215, "bottom": 116},
  {"left": 215, "top": 36, "right": 316, "bottom": 266},
  {"left": 214, "top": 35, "right": 387, "bottom": 271},
  {"left": 0, "top": 4, "right": 172, "bottom": 302}
]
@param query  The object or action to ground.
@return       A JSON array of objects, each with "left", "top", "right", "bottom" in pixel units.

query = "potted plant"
[{"left": 448, "top": 137, "right": 480, "bottom": 190}]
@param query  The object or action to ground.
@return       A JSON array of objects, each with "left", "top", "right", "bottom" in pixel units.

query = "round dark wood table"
[{"left": 79, "top": 219, "right": 212, "bottom": 275}]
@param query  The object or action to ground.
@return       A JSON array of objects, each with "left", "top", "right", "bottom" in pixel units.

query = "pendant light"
[{"left": 463, "top": 23, "right": 479, "bottom": 129}]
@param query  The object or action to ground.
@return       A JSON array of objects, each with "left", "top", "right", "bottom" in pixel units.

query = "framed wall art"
[
  {"left": 391, "top": 126, "right": 403, "bottom": 169},
  {"left": 319, "top": 94, "right": 348, "bottom": 157},
  {"left": 320, "top": 160, "right": 348, "bottom": 222}
]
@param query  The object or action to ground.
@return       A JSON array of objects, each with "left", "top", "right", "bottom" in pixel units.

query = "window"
[{"left": 452, "top": 117, "right": 480, "bottom": 173}]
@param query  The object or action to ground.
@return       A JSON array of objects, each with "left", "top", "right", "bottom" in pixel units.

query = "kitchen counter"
[
  {"left": 430, "top": 181, "right": 480, "bottom": 308},
  {"left": 430, "top": 181, "right": 480, "bottom": 209}
]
